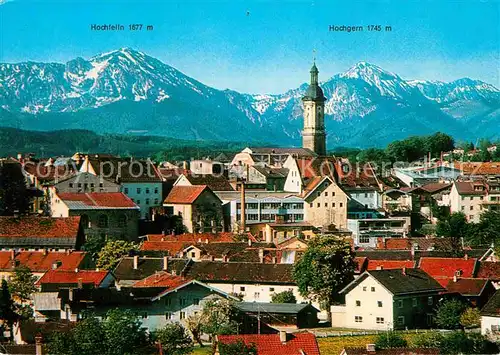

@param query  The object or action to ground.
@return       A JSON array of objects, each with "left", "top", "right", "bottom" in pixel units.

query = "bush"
[
  {"left": 152, "top": 323, "right": 193, "bottom": 355},
  {"left": 434, "top": 299, "right": 467, "bottom": 329},
  {"left": 460, "top": 307, "right": 481, "bottom": 329},
  {"left": 218, "top": 340, "right": 257, "bottom": 355},
  {"left": 271, "top": 290, "right": 297, "bottom": 304},
  {"left": 412, "top": 331, "right": 444, "bottom": 348},
  {"left": 439, "top": 331, "right": 499, "bottom": 354},
  {"left": 375, "top": 331, "right": 407, "bottom": 349}
]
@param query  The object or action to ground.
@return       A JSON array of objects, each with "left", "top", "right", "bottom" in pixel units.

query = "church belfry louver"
[{"left": 302, "top": 62, "right": 326, "bottom": 156}]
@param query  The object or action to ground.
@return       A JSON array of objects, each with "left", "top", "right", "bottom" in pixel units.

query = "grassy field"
[{"left": 191, "top": 346, "right": 212, "bottom": 355}]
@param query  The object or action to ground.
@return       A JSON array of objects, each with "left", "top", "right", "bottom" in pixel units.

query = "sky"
[{"left": 0, "top": 0, "right": 498, "bottom": 93}]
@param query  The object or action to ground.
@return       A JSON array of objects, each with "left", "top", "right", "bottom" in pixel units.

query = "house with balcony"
[{"left": 347, "top": 216, "right": 411, "bottom": 248}]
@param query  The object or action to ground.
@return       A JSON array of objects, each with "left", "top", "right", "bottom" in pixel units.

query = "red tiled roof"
[
  {"left": 164, "top": 185, "right": 209, "bottom": 204},
  {"left": 140, "top": 241, "right": 189, "bottom": 255},
  {"left": 0, "top": 217, "right": 81, "bottom": 238},
  {"left": 418, "top": 257, "right": 477, "bottom": 287},
  {"left": 378, "top": 238, "right": 453, "bottom": 251},
  {"left": 445, "top": 278, "right": 489, "bottom": 296},
  {"left": 296, "top": 157, "right": 338, "bottom": 180},
  {"left": 218, "top": 333, "right": 320, "bottom": 355},
  {"left": 58, "top": 192, "right": 138, "bottom": 208},
  {"left": 133, "top": 271, "right": 191, "bottom": 288},
  {"left": 410, "top": 183, "right": 452, "bottom": 195},
  {"left": 459, "top": 162, "right": 500, "bottom": 176},
  {"left": 477, "top": 261, "right": 500, "bottom": 280},
  {"left": 354, "top": 257, "right": 367, "bottom": 273},
  {"left": 36, "top": 269, "right": 109, "bottom": 286},
  {"left": 335, "top": 161, "right": 380, "bottom": 189},
  {"left": 454, "top": 181, "right": 487, "bottom": 195},
  {"left": 23, "top": 163, "right": 77, "bottom": 183},
  {"left": 0, "top": 251, "right": 87, "bottom": 272},
  {"left": 146, "top": 232, "right": 252, "bottom": 243},
  {"left": 367, "top": 260, "right": 415, "bottom": 271}
]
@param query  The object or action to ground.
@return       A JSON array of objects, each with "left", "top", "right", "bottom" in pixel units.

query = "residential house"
[
  {"left": 450, "top": 181, "right": 488, "bottom": 223},
  {"left": 477, "top": 262, "right": 500, "bottom": 288},
  {"left": 459, "top": 162, "right": 500, "bottom": 179},
  {"left": 382, "top": 189, "right": 412, "bottom": 213},
  {"left": 173, "top": 173, "right": 234, "bottom": 192},
  {"left": 393, "top": 164, "right": 461, "bottom": 188},
  {"left": 163, "top": 185, "right": 225, "bottom": 233},
  {"left": 216, "top": 332, "right": 321, "bottom": 355},
  {"left": 376, "top": 238, "right": 454, "bottom": 252},
  {"left": 481, "top": 290, "right": 500, "bottom": 336},
  {"left": 247, "top": 165, "right": 289, "bottom": 191},
  {"left": 79, "top": 155, "right": 163, "bottom": 219},
  {"left": 189, "top": 158, "right": 225, "bottom": 176},
  {"left": 0, "top": 216, "right": 85, "bottom": 250},
  {"left": 52, "top": 172, "right": 120, "bottom": 193},
  {"left": 36, "top": 269, "right": 114, "bottom": 291},
  {"left": 50, "top": 191, "right": 140, "bottom": 241},
  {"left": 335, "top": 268, "right": 445, "bottom": 330},
  {"left": 347, "top": 217, "right": 411, "bottom": 248}
]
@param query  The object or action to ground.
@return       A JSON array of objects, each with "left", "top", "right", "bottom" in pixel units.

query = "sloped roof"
[
  {"left": 409, "top": 182, "right": 451, "bottom": 195},
  {"left": 218, "top": 333, "right": 320, "bottom": 355},
  {"left": 57, "top": 192, "right": 138, "bottom": 209},
  {"left": 366, "top": 260, "right": 416, "bottom": 271},
  {"left": 342, "top": 268, "right": 444, "bottom": 296},
  {"left": 445, "top": 278, "right": 490, "bottom": 296},
  {"left": 0, "top": 216, "right": 81, "bottom": 238},
  {"left": 295, "top": 156, "right": 339, "bottom": 180},
  {"left": 342, "top": 347, "right": 439, "bottom": 355},
  {"left": 113, "top": 257, "right": 188, "bottom": 281},
  {"left": 183, "top": 173, "right": 234, "bottom": 191},
  {"left": 481, "top": 290, "right": 500, "bottom": 316},
  {"left": 84, "top": 157, "right": 161, "bottom": 182},
  {"left": 0, "top": 251, "right": 87, "bottom": 272},
  {"left": 164, "top": 185, "right": 210, "bottom": 204},
  {"left": 459, "top": 162, "right": 500, "bottom": 176},
  {"left": 379, "top": 238, "right": 453, "bottom": 251},
  {"left": 23, "top": 162, "right": 77, "bottom": 183},
  {"left": 477, "top": 261, "right": 500, "bottom": 280},
  {"left": 146, "top": 232, "right": 255, "bottom": 243},
  {"left": 183, "top": 261, "right": 295, "bottom": 284},
  {"left": 454, "top": 181, "right": 487, "bottom": 195},
  {"left": 133, "top": 271, "right": 191, "bottom": 288},
  {"left": 418, "top": 257, "right": 478, "bottom": 287},
  {"left": 36, "top": 269, "right": 109, "bottom": 286},
  {"left": 252, "top": 166, "right": 289, "bottom": 178}
]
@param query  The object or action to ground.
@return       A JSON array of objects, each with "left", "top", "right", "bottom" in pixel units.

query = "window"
[
  {"left": 136, "top": 200, "right": 141, "bottom": 205},
  {"left": 397, "top": 316, "right": 405, "bottom": 326},
  {"left": 470, "top": 206, "right": 474, "bottom": 210},
  {"left": 81, "top": 214, "right": 90, "bottom": 228},
  {"left": 98, "top": 215, "right": 108, "bottom": 228},
  {"left": 154, "top": 198, "right": 159, "bottom": 204},
  {"left": 118, "top": 214, "right": 127, "bottom": 227},
  {"left": 69, "top": 183, "right": 74, "bottom": 188},
  {"left": 310, "top": 203, "right": 313, "bottom": 208},
  {"left": 180, "top": 312, "right": 186, "bottom": 320},
  {"left": 325, "top": 203, "right": 328, "bottom": 207},
  {"left": 362, "top": 286, "right": 367, "bottom": 291},
  {"left": 377, "top": 301, "right": 383, "bottom": 307},
  {"left": 191, "top": 252, "right": 196, "bottom": 258},
  {"left": 356, "top": 300, "right": 361, "bottom": 307},
  {"left": 332, "top": 203, "right": 335, "bottom": 207},
  {"left": 461, "top": 196, "right": 465, "bottom": 200},
  {"left": 141, "top": 312, "right": 148, "bottom": 319},
  {"left": 240, "top": 286, "right": 246, "bottom": 292},
  {"left": 124, "top": 188, "right": 129, "bottom": 194},
  {"left": 165, "top": 312, "right": 172, "bottom": 320},
  {"left": 78, "top": 183, "right": 82, "bottom": 188},
  {"left": 398, "top": 300, "right": 403, "bottom": 308},
  {"left": 154, "top": 187, "right": 159, "bottom": 194},
  {"left": 146, "top": 198, "right": 150, "bottom": 205},
  {"left": 376, "top": 317, "right": 384, "bottom": 324},
  {"left": 371, "top": 287, "right": 375, "bottom": 292},
  {"left": 193, "top": 298, "right": 200, "bottom": 305},
  {"left": 412, "top": 298, "right": 417, "bottom": 307},
  {"left": 427, "top": 297, "right": 433, "bottom": 305},
  {"left": 325, "top": 192, "right": 328, "bottom": 196},
  {"left": 165, "top": 299, "right": 172, "bottom": 307},
  {"left": 317, "top": 203, "right": 320, "bottom": 208},
  {"left": 146, "top": 188, "right": 150, "bottom": 194},
  {"left": 180, "top": 298, "right": 186, "bottom": 306},
  {"left": 332, "top": 192, "right": 335, "bottom": 196},
  {"left": 270, "top": 287, "right": 275, "bottom": 292},
  {"left": 360, "top": 236, "right": 370, "bottom": 244},
  {"left": 355, "top": 316, "right": 363, "bottom": 323},
  {"left": 340, "top": 203, "right": 343, "bottom": 207},
  {"left": 254, "top": 292, "right": 260, "bottom": 299},
  {"left": 137, "top": 188, "right": 141, "bottom": 194}
]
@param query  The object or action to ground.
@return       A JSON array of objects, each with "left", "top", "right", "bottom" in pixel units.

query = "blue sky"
[{"left": 0, "top": 0, "right": 498, "bottom": 93}]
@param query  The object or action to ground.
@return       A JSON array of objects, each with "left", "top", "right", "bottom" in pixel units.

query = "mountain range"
[{"left": 1, "top": 48, "right": 499, "bottom": 148}]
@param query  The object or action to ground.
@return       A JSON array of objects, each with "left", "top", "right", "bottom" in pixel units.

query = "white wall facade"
[
  {"left": 121, "top": 182, "right": 162, "bottom": 219},
  {"left": 481, "top": 315, "right": 500, "bottom": 336}
]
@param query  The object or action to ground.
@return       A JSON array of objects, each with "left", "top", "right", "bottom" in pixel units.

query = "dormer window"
[{"left": 455, "top": 270, "right": 462, "bottom": 277}]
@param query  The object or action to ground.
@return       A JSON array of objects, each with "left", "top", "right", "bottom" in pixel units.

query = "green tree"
[
  {"left": 48, "top": 331, "right": 75, "bottom": 355},
  {"left": 293, "top": 236, "right": 355, "bottom": 321},
  {"left": 72, "top": 315, "right": 106, "bottom": 355},
  {"left": 218, "top": 340, "right": 257, "bottom": 355},
  {"left": 153, "top": 323, "right": 193, "bottom": 355},
  {"left": 271, "top": 290, "right": 297, "bottom": 304},
  {"left": 469, "top": 210, "right": 500, "bottom": 248},
  {"left": 0, "top": 280, "right": 16, "bottom": 338},
  {"left": 375, "top": 331, "right": 407, "bottom": 349},
  {"left": 436, "top": 212, "right": 469, "bottom": 253},
  {"left": 200, "top": 299, "right": 238, "bottom": 347},
  {"left": 0, "top": 161, "right": 31, "bottom": 216},
  {"left": 96, "top": 240, "right": 138, "bottom": 270},
  {"left": 185, "top": 313, "right": 204, "bottom": 346},
  {"left": 102, "top": 309, "right": 148, "bottom": 355},
  {"left": 9, "top": 266, "right": 36, "bottom": 318},
  {"left": 435, "top": 299, "right": 467, "bottom": 329},
  {"left": 82, "top": 234, "right": 107, "bottom": 259},
  {"left": 459, "top": 307, "right": 481, "bottom": 329},
  {"left": 425, "top": 132, "right": 455, "bottom": 158}
]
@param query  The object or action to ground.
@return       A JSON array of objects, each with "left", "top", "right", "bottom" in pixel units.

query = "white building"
[{"left": 481, "top": 290, "right": 500, "bottom": 336}]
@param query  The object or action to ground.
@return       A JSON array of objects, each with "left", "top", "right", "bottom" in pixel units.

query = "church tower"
[{"left": 302, "top": 63, "right": 326, "bottom": 156}]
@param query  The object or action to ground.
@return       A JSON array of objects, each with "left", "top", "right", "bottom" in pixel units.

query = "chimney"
[
  {"left": 68, "top": 288, "right": 73, "bottom": 301},
  {"left": 161, "top": 230, "right": 165, "bottom": 236},
  {"left": 209, "top": 255, "right": 215, "bottom": 261},
  {"left": 248, "top": 238, "right": 252, "bottom": 247},
  {"left": 222, "top": 254, "right": 228, "bottom": 262},
  {"left": 366, "top": 344, "right": 376, "bottom": 352},
  {"left": 198, "top": 238, "right": 202, "bottom": 243},
  {"left": 42, "top": 248, "right": 47, "bottom": 256},
  {"left": 74, "top": 268, "right": 79, "bottom": 273},
  {"left": 35, "top": 334, "right": 43, "bottom": 355},
  {"left": 464, "top": 254, "right": 468, "bottom": 260},
  {"left": 205, "top": 238, "right": 209, "bottom": 244},
  {"left": 52, "top": 261, "right": 61, "bottom": 270},
  {"left": 77, "top": 278, "right": 83, "bottom": 289},
  {"left": 10, "top": 250, "right": 15, "bottom": 260},
  {"left": 453, "top": 274, "right": 458, "bottom": 282},
  {"left": 272, "top": 256, "right": 277, "bottom": 264},
  {"left": 279, "top": 330, "right": 287, "bottom": 343},
  {"left": 402, "top": 266, "right": 406, "bottom": 276},
  {"left": 163, "top": 256, "right": 168, "bottom": 271},
  {"left": 240, "top": 182, "right": 246, "bottom": 233},
  {"left": 376, "top": 265, "right": 383, "bottom": 270},
  {"left": 258, "top": 249, "right": 264, "bottom": 263},
  {"left": 133, "top": 255, "right": 139, "bottom": 270}
]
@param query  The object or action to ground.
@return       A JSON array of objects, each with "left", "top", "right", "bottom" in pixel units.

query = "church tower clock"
[{"left": 302, "top": 63, "right": 326, "bottom": 156}]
